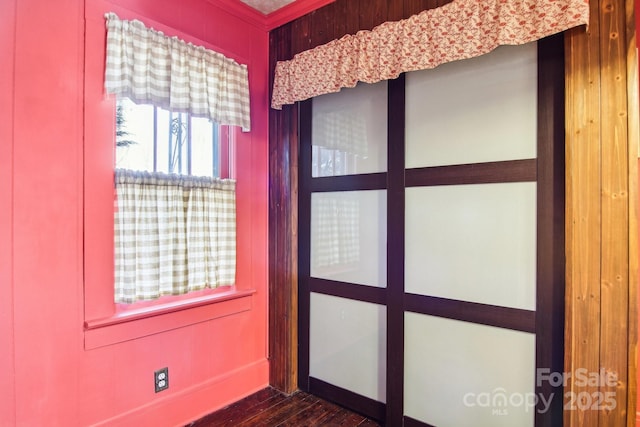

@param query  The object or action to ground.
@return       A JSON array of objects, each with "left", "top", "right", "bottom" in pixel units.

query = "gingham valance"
[
  {"left": 105, "top": 13, "right": 251, "bottom": 131},
  {"left": 271, "top": 0, "right": 589, "bottom": 109}
]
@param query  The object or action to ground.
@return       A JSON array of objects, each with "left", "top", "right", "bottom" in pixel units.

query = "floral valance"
[
  {"left": 105, "top": 13, "right": 251, "bottom": 131},
  {"left": 271, "top": 0, "right": 589, "bottom": 109}
]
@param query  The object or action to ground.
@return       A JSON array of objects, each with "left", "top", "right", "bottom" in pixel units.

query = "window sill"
[{"left": 84, "top": 288, "right": 256, "bottom": 350}]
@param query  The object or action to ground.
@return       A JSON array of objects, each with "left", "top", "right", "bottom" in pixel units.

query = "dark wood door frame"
[{"left": 283, "top": 34, "right": 566, "bottom": 427}]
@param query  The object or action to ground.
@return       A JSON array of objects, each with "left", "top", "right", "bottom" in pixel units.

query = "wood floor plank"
[
  {"left": 237, "top": 393, "right": 316, "bottom": 426},
  {"left": 330, "top": 411, "right": 368, "bottom": 425},
  {"left": 357, "top": 419, "right": 381, "bottom": 426},
  {"left": 275, "top": 397, "right": 327, "bottom": 426},
  {"left": 189, "top": 391, "right": 287, "bottom": 426},
  {"left": 188, "top": 388, "right": 380, "bottom": 427}
]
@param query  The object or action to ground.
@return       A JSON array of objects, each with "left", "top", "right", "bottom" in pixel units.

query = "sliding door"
[{"left": 298, "top": 35, "right": 565, "bottom": 427}]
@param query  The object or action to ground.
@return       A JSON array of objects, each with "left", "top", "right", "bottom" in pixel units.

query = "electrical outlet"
[{"left": 154, "top": 367, "right": 169, "bottom": 393}]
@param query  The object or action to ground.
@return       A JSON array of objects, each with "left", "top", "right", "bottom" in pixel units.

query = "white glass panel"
[
  {"left": 311, "top": 190, "right": 386, "bottom": 287},
  {"left": 405, "top": 183, "right": 536, "bottom": 310},
  {"left": 115, "top": 98, "right": 155, "bottom": 171},
  {"left": 404, "top": 313, "right": 535, "bottom": 427},
  {"left": 312, "top": 81, "right": 387, "bottom": 176},
  {"left": 310, "top": 293, "right": 386, "bottom": 402},
  {"left": 155, "top": 108, "right": 170, "bottom": 174},
  {"left": 190, "top": 117, "right": 214, "bottom": 177},
  {"left": 405, "top": 43, "right": 537, "bottom": 168}
]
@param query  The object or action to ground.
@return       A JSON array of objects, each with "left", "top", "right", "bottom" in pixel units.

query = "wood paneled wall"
[
  {"left": 269, "top": 2, "right": 639, "bottom": 425},
  {"left": 565, "top": 0, "right": 638, "bottom": 426}
]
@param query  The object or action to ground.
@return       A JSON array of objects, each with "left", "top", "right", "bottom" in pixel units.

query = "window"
[
  {"left": 104, "top": 13, "right": 250, "bottom": 305},
  {"left": 83, "top": 8, "right": 266, "bottom": 348},
  {"left": 114, "top": 98, "right": 237, "bottom": 304},
  {"left": 115, "top": 98, "right": 232, "bottom": 178}
]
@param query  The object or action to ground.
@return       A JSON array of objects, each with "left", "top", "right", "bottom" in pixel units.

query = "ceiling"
[
  {"left": 220, "top": 0, "right": 333, "bottom": 30},
  {"left": 239, "top": 0, "right": 297, "bottom": 14}
]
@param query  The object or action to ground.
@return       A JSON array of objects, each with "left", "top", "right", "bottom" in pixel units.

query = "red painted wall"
[
  {"left": 0, "top": 0, "right": 17, "bottom": 424},
  {"left": 0, "top": 0, "right": 269, "bottom": 425}
]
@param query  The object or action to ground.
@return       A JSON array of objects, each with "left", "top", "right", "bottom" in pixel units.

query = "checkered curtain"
[
  {"left": 104, "top": 13, "right": 251, "bottom": 132},
  {"left": 114, "top": 169, "right": 236, "bottom": 303}
]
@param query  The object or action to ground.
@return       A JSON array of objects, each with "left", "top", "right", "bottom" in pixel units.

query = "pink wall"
[
  {"left": 0, "top": 0, "right": 17, "bottom": 424},
  {"left": 0, "top": 0, "right": 269, "bottom": 425}
]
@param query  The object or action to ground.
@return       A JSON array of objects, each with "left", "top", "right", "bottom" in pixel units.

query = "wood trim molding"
[
  {"left": 564, "top": 0, "right": 638, "bottom": 425},
  {"left": 405, "top": 159, "right": 537, "bottom": 187},
  {"left": 404, "top": 294, "right": 536, "bottom": 333},
  {"left": 625, "top": 1, "right": 639, "bottom": 425},
  {"left": 308, "top": 377, "right": 386, "bottom": 422}
]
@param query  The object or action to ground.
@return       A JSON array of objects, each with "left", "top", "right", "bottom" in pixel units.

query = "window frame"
[{"left": 83, "top": 4, "right": 254, "bottom": 348}]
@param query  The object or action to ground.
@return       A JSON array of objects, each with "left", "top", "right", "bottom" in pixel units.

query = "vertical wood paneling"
[
  {"left": 291, "top": 14, "right": 312, "bottom": 56},
  {"left": 310, "top": 4, "right": 335, "bottom": 48},
  {"left": 565, "top": 2, "right": 602, "bottom": 424},
  {"left": 357, "top": 0, "right": 386, "bottom": 32},
  {"left": 565, "top": 0, "right": 637, "bottom": 425},
  {"left": 403, "top": 0, "right": 450, "bottom": 20},
  {"left": 333, "top": 0, "right": 358, "bottom": 40},
  {"left": 386, "top": 0, "right": 404, "bottom": 23},
  {"left": 599, "top": 0, "right": 630, "bottom": 425},
  {"left": 402, "top": 0, "right": 426, "bottom": 18},
  {"left": 565, "top": 12, "right": 604, "bottom": 427},
  {"left": 625, "top": 0, "right": 639, "bottom": 423},
  {"left": 269, "top": 24, "right": 298, "bottom": 394}
]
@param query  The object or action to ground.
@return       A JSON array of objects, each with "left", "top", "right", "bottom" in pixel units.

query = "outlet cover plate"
[{"left": 154, "top": 367, "right": 169, "bottom": 393}]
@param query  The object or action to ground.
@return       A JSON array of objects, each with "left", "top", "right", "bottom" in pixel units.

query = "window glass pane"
[
  {"left": 155, "top": 107, "right": 170, "bottom": 174},
  {"left": 404, "top": 313, "right": 535, "bottom": 427},
  {"left": 405, "top": 182, "right": 536, "bottom": 310},
  {"left": 115, "top": 97, "right": 224, "bottom": 178},
  {"left": 115, "top": 98, "right": 155, "bottom": 172},
  {"left": 311, "top": 81, "right": 388, "bottom": 177},
  {"left": 311, "top": 190, "right": 387, "bottom": 288},
  {"left": 405, "top": 43, "right": 537, "bottom": 168},
  {"left": 310, "top": 293, "right": 386, "bottom": 403},
  {"left": 190, "top": 117, "right": 215, "bottom": 177},
  {"left": 167, "top": 112, "right": 189, "bottom": 174}
]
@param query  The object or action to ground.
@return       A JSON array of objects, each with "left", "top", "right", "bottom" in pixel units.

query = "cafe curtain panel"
[
  {"left": 271, "top": 0, "right": 589, "bottom": 109},
  {"left": 104, "top": 12, "right": 251, "bottom": 131},
  {"left": 114, "top": 169, "right": 236, "bottom": 303}
]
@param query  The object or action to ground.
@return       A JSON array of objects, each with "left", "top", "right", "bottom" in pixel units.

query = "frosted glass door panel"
[
  {"left": 405, "top": 313, "right": 535, "bottom": 427},
  {"left": 405, "top": 183, "right": 536, "bottom": 310},
  {"left": 310, "top": 293, "right": 386, "bottom": 402},
  {"left": 312, "top": 81, "right": 388, "bottom": 177},
  {"left": 311, "top": 190, "right": 387, "bottom": 287},
  {"left": 405, "top": 43, "right": 537, "bottom": 168}
]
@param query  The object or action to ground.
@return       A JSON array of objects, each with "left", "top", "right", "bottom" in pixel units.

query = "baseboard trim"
[{"left": 89, "top": 358, "right": 269, "bottom": 427}]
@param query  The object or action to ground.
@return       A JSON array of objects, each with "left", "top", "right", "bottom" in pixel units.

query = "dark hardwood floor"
[{"left": 187, "top": 387, "right": 381, "bottom": 427}]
